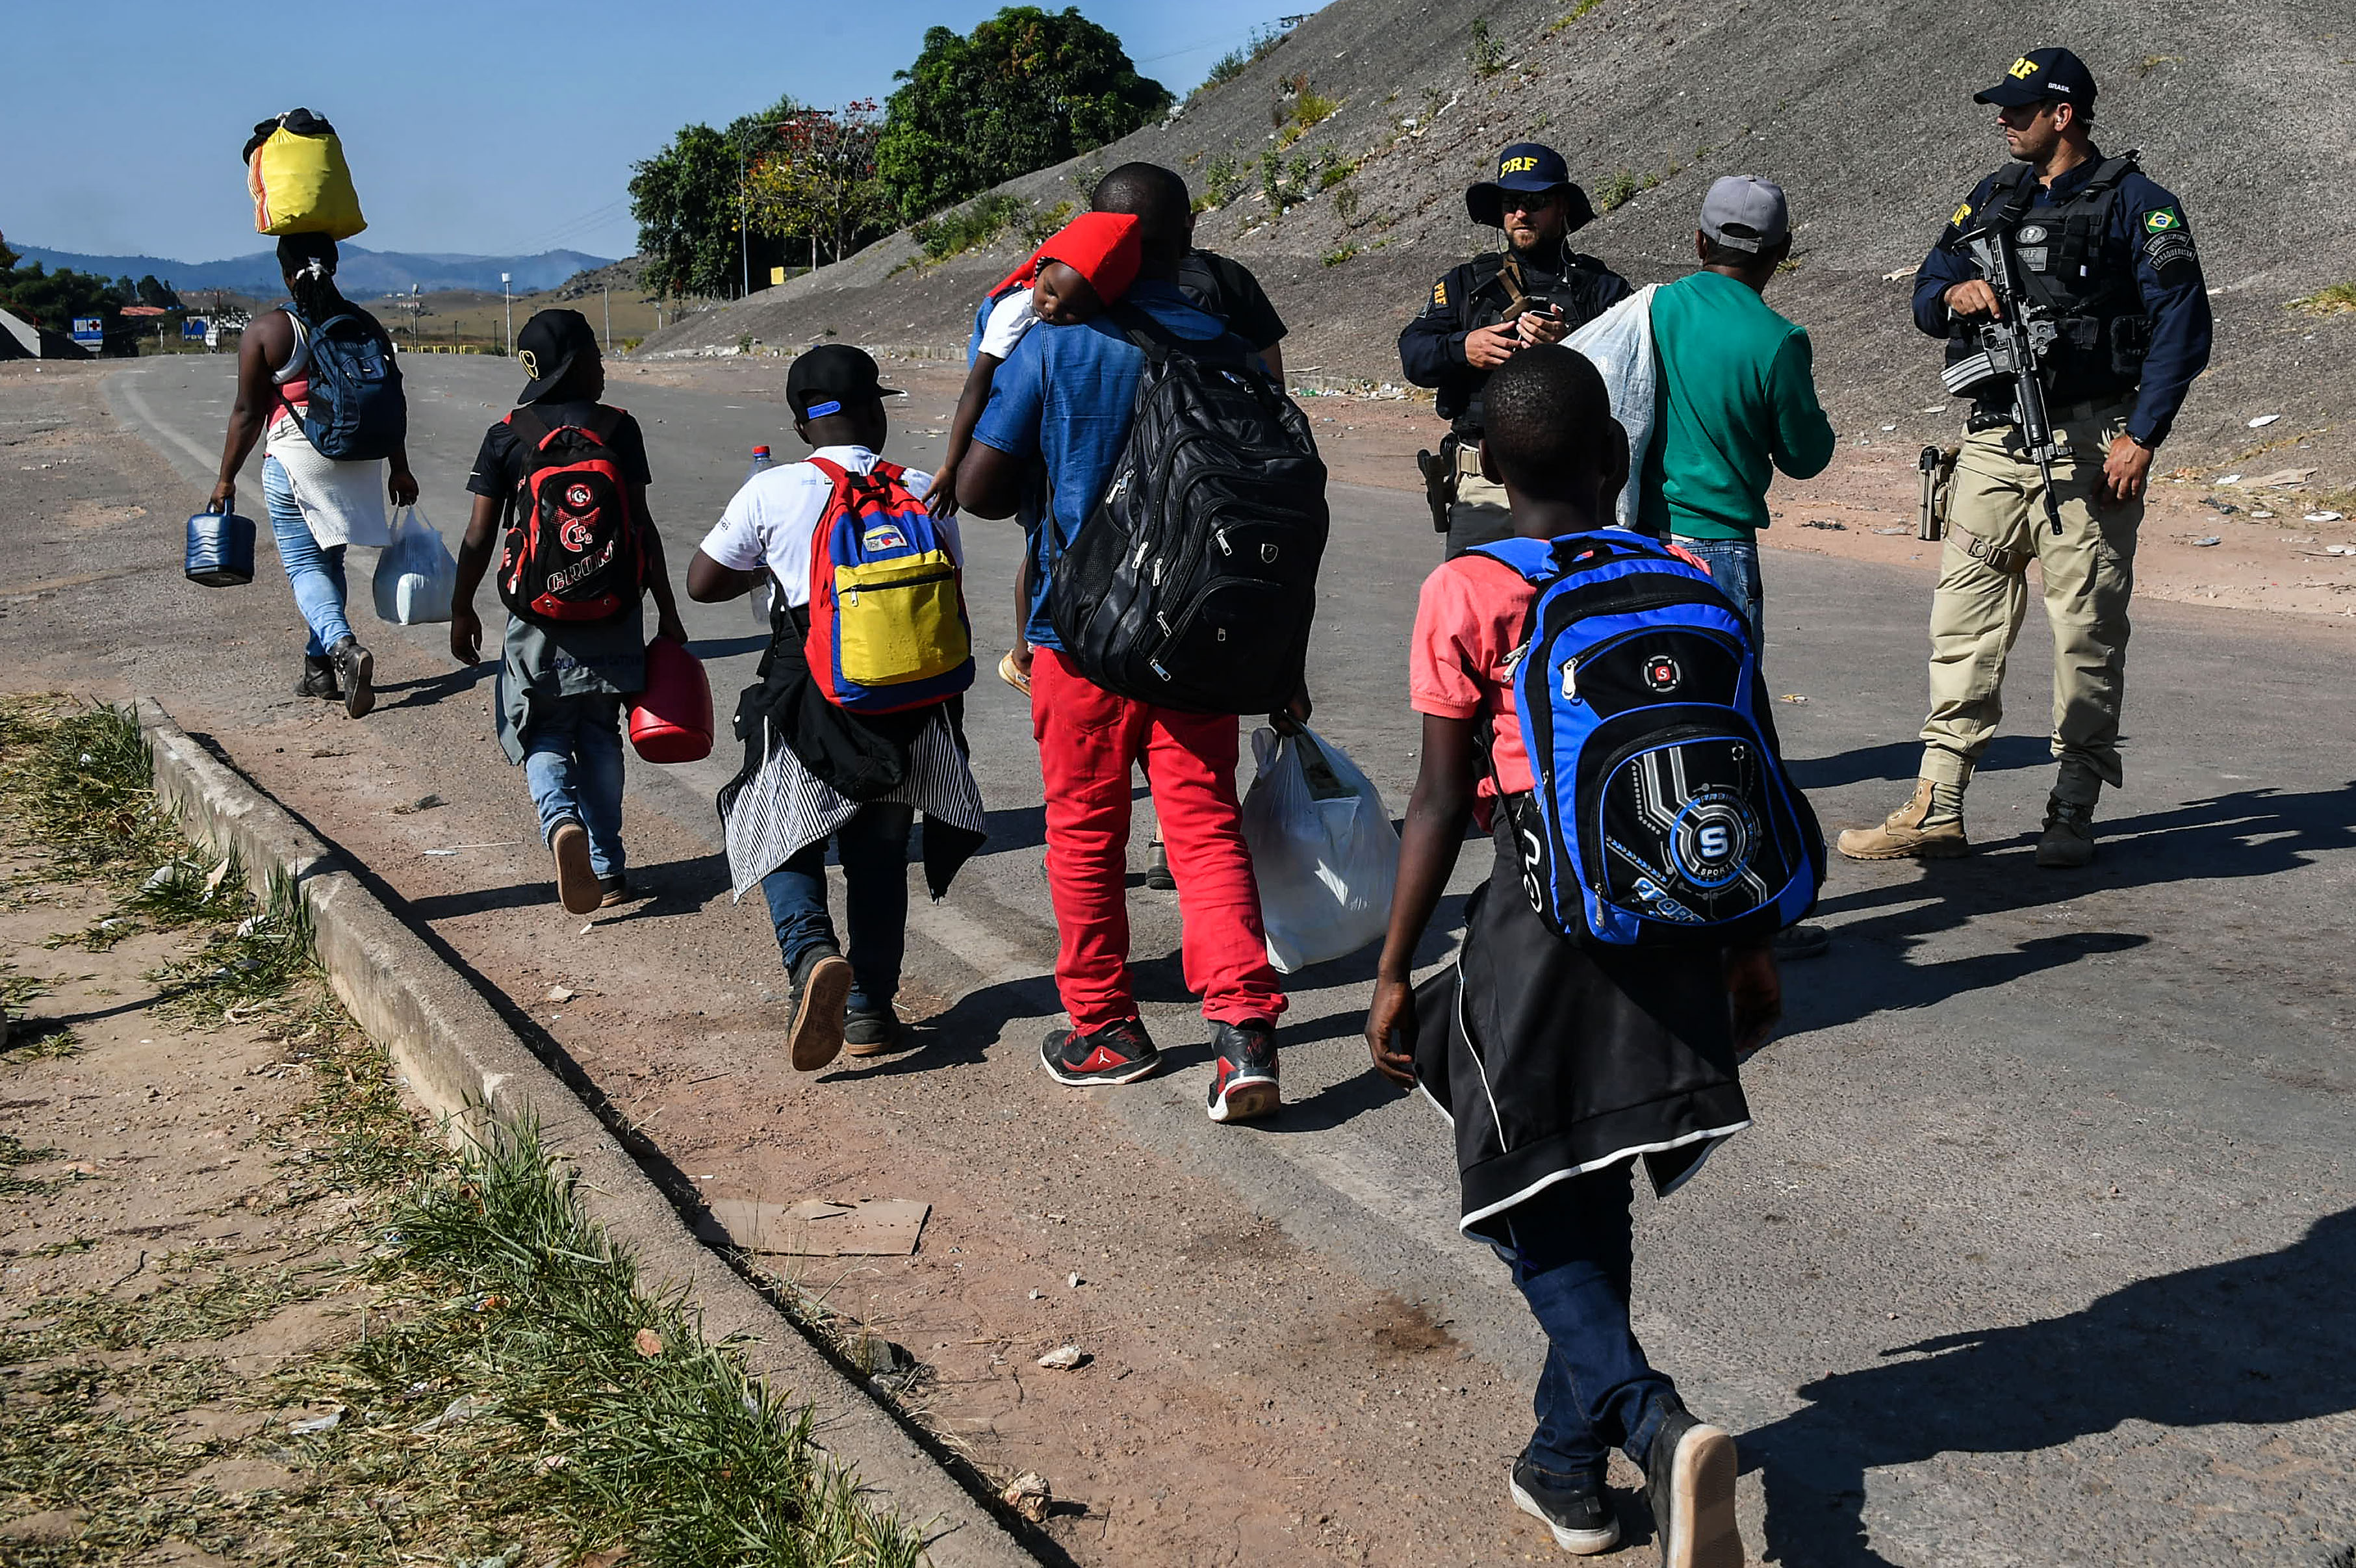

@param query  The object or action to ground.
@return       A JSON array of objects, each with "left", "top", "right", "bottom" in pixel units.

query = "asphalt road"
[{"left": 77, "top": 352, "right": 2356, "bottom": 1564}]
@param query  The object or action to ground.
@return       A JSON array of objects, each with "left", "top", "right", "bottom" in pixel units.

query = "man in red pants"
[{"left": 956, "top": 161, "right": 1298, "bottom": 1124}]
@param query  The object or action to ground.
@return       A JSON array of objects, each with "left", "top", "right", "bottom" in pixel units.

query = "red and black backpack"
[{"left": 498, "top": 405, "right": 645, "bottom": 623}]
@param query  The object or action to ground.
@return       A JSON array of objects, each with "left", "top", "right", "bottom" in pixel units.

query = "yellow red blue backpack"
[
  {"left": 802, "top": 457, "right": 974, "bottom": 713},
  {"left": 498, "top": 405, "right": 645, "bottom": 624}
]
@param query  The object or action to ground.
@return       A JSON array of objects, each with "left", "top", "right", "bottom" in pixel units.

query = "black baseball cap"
[
  {"left": 786, "top": 344, "right": 901, "bottom": 421},
  {"left": 516, "top": 309, "right": 596, "bottom": 402},
  {"left": 1466, "top": 142, "right": 1596, "bottom": 233},
  {"left": 1975, "top": 47, "right": 2099, "bottom": 110}
]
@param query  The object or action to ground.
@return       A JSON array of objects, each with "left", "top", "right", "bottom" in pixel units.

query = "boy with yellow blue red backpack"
[{"left": 689, "top": 346, "right": 987, "bottom": 1073}]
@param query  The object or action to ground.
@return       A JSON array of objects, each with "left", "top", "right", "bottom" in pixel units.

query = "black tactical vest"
[
  {"left": 1447, "top": 248, "right": 1616, "bottom": 431},
  {"left": 1947, "top": 154, "right": 2152, "bottom": 413}
]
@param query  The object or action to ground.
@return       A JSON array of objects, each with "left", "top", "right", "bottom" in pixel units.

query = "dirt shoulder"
[{"left": 0, "top": 699, "right": 930, "bottom": 1567}]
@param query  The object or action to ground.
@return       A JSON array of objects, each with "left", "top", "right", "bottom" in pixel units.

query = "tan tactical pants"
[
  {"left": 1919, "top": 398, "right": 2140, "bottom": 804},
  {"left": 1446, "top": 439, "right": 1514, "bottom": 559}
]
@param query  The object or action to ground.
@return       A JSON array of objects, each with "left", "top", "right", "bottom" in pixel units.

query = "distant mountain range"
[{"left": 10, "top": 243, "right": 615, "bottom": 299}]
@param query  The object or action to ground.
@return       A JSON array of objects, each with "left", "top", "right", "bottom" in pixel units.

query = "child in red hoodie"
[{"left": 927, "top": 210, "right": 1143, "bottom": 692}]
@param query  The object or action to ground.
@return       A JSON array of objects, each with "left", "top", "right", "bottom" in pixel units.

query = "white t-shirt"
[
  {"left": 697, "top": 446, "right": 948, "bottom": 610},
  {"left": 975, "top": 288, "right": 1040, "bottom": 361}
]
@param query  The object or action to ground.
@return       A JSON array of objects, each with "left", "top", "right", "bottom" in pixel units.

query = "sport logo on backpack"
[
  {"left": 1470, "top": 532, "right": 1825, "bottom": 947},
  {"left": 498, "top": 406, "right": 642, "bottom": 623},
  {"left": 292, "top": 306, "right": 405, "bottom": 463},
  {"left": 802, "top": 457, "right": 973, "bottom": 713}
]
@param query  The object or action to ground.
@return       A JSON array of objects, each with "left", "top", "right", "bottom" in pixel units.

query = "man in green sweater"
[
  {"left": 1641, "top": 175, "right": 1837, "bottom": 957},
  {"left": 1640, "top": 175, "right": 1837, "bottom": 645}
]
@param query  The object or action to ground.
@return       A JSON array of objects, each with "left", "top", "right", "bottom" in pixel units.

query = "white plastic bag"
[
  {"left": 372, "top": 505, "right": 457, "bottom": 625},
  {"left": 1240, "top": 726, "right": 1399, "bottom": 974},
  {"left": 1566, "top": 284, "right": 1659, "bottom": 531}
]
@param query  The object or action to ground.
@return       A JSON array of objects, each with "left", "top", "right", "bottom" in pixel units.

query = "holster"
[{"left": 1415, "top": 431, "right": 1461, "bottom": 533}]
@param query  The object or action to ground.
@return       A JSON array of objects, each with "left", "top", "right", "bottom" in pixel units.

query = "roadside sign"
[
  {"left": 71, "top": 317, "right": 103, "bottom": 351},
  {"left": 771, "top": 266, "right": 787, "bottom": 286},
  {"left": 183, "top": 317, "right": 209, "bottom": 341}
]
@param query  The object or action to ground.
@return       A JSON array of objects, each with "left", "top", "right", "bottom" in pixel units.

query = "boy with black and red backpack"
[
  {"left": 451, "top": 309, "right": 687, "bottom": 916},
  {"left": 687, "top": 346, "right": 986, "bottom": 1072}
]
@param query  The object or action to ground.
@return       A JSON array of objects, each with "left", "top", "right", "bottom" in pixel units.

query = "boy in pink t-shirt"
[{"left": 1371, "top": 346, "right": 1779, "bottom": 1567}]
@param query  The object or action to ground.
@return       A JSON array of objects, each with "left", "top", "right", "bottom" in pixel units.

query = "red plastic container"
[{"left": 629, "top": 637, "right": 713, "bottom": 764}]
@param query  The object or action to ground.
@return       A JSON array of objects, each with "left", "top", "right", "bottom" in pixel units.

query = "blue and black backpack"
[
  {"left": 1468, "top": 532, "right": 1825, "bottom": 947},
  {"left": 287, "top": 302, "right": 405, "bottom": 463}
]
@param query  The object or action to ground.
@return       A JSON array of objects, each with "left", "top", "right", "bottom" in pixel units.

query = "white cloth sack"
[
  {"left": 371, "top": 505, "right": 457, "bottom": 624},
  {"left": 1240, "top": 726, "right": 1399, "bottom": 974},
  {"left": 1565, "top": 284, "right": 1659, "bottom": 532},
  {"left": 265, "top": 409, "right": 390, "bottom": 548}
]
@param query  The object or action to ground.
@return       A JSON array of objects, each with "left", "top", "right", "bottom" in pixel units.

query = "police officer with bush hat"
[
  {"left": 1398, "top": 142, "right": 1632, "bottom": 557},
  {"left": 1838, "top": 46, "right": 2212, "bottom": 871}
]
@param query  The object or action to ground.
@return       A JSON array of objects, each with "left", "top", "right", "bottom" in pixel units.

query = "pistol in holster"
[
  {"left": 1917, "top": 444, "right": 1961, "bottom": 542},
  {"left": 1415, "top": 431, "right": 1462, "bottom": 534}
]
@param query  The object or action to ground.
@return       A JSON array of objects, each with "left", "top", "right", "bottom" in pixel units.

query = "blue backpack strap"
[{"left": 1461, "top": 535, "right": 1556, "bottom": 582}]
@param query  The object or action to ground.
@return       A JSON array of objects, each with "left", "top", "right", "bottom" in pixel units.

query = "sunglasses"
[{"left": 1502, "top": 191, "right": 1561, "bottom": 216}]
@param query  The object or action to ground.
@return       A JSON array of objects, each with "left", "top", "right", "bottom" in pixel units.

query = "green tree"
[
  {"left": 628, "top": 122, "right": 740, "bottom": 302},
  {"left": 136, "top": 274, "right": 181, "bottom": 310},
  {"left": 745, "top": 101, "right": 895, "bottom": 271},
  {"left": 877, "top": 6, "right": 1172, "bottom": 221}
]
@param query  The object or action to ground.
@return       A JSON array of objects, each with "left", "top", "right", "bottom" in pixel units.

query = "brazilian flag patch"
[{"left": 2145, "top": 207, "right": 2183, "bottom": 233}]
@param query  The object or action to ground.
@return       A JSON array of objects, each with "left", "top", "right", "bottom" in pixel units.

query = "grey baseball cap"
[{"left": 1699, "top": 175, "right": 1790, "bottom": 252}]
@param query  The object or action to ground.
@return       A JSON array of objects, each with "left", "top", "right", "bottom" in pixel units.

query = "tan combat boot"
[
  {"left": 1835, "top": 779, "right": 1970, "bottom": 860},
  {"left": 2035, "top": 795, "right": 2096, "bottom": 868}
]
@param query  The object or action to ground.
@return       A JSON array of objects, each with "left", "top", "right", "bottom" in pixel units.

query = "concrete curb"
[{"left": 134, "top": 699, "right": 1036, "bottom": 1568}]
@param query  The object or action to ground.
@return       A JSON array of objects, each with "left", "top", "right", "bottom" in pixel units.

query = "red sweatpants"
[{"left": 1030, "top": 647, "right": 1286, "bottom": 1035}]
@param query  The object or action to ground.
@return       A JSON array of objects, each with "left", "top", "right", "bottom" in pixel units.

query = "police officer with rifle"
[
  {"left": 1398, "top": 144, "right": 1632, "bottom": 557},
  {"left": 1839, "top": 47, "right": 2211, "bottom": 870}
]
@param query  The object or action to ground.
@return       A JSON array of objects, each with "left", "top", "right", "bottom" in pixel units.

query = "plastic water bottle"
[{"left": 745, "top": 446, "right": 775, "bottom": 626}]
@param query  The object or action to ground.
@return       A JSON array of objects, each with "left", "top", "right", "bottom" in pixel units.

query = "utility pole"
[{"left": 501, "top": 272, "right": 512, "bottom": 354}]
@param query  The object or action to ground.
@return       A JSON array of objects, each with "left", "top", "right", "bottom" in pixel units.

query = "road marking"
[{"left": 114, "top": 365, "right": 220, "bottom": 476}]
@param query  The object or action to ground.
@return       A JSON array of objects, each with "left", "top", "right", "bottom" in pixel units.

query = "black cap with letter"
[{"left": 1974, "top": 47, "right": 2099, "bottom": 110}]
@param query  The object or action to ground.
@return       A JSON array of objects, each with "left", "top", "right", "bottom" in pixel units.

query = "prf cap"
[
  {"left": 1698, "top": 175, "right": 1789, "bottom": 253},
  {"left": 1975, "top": 47, "right": 2099, "bottom": 110},
  {"left": 786, "top": 343, "right": 901, "bottom": 421},
  {"left": 1465, "top": 142, "right": 1596, "bottom": 233}
]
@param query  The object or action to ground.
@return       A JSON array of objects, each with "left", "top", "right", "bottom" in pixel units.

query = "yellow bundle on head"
[{"left": 245, "top": 109, "right": 366, "bottom": 239}]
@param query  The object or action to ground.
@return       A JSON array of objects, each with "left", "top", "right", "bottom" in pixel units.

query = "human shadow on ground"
[
  {"left": 1739, "top": 1206, "right": 2356, "bottom": 1566},
  {"left": 685, "top": 634, "right": 768, "bottom": 662},
  {"left": 825, "top": 968, "right": 1064, "bottom": 1083},
  {"left": 1789, "top": 781, "right": 2356, "bottom": 1035},
  {"left": 375, "top": 663, "right": 491, "bottom": 712},
  {"left": 402, "top": 851, "right": 730, "bottom": 925},
  {"left": 1787, "top": 733, "right": 2049, "bottom": 792}
]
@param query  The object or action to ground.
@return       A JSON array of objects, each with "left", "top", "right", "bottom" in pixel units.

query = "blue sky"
[{"left": 4, "top": 1, "right": 1305, "bottom": 266}]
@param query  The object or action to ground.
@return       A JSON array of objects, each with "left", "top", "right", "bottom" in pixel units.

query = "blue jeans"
[
  {"left": 1505, "top": 1163, "right": 1682, "bottom": 1487},
  {"left": 1671, "top": 535, "right": 1765, "bottom": 656},
  {"left": 760, "top": 803, "right": 916, "bottom": 1014},
  {"left": 262, "top": 455, "right": 352, "bottom": 657},
  {"left": 520, "top": 693, "right": 626, "bottom": 880}
]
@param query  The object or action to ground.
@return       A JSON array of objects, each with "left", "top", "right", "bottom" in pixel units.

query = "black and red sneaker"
[
  {"left": 1206, "top": 1020, "right": 1279, "bottom": 1123},
  {"left": 1040, "top": 1018, "right": 1161, "bottom": 1086}
]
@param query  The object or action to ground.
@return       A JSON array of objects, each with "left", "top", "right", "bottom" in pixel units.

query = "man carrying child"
[
  {"left": 689, "top": 346, "right": 986, "bottom": 1073},
  {"left": 1368, "top": 346, "right": 1791, "bottom": 1567},
  {"left": 954, "top": 162, "right": 1298, "bottom": 1124}
]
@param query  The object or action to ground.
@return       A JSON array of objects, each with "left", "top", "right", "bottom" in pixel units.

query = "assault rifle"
[{"left": 1941, "top": 216, "right": 2067, "bottom": 536}]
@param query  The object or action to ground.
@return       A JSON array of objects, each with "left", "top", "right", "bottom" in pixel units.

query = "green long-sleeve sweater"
[{"left": 1637, "top": 270, "right": 1837, "bottom": 541}]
